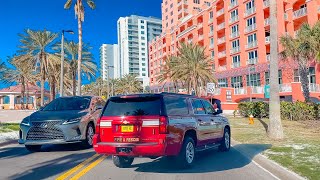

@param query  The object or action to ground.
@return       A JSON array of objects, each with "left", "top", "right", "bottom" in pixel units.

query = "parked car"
[
  {"left": 93, "top": 93, "right": 230, "bottom": 168},
  {"left": 19, "top": 96, "right": 105, "bottom": 152}
]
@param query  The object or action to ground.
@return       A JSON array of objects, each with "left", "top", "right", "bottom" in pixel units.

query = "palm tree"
[
  {"left": 176, "top": 43, "right": 216, "bottom": 95},
  {"left": 280, "top": 23, "right": 318, "bottom": 102},
  {"left": 18, "top": 29, "right": 58, "bottom": 106},
  {"left": 64, "top": 0, "right": 96, "bottom": 96},
  {"left": 268, "top": 0, "right": 284, "bottom": 139},
  {"left": 115, "top": 75, "right": 142, "bottom": 94}
]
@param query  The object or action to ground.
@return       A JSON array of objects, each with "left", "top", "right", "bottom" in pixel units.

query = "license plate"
[
  {"left": 121, "top": 125, "right": 134, "bottom": 132},
  {"left": 114, "top": 137, "right": 139, "bottom": 142}
]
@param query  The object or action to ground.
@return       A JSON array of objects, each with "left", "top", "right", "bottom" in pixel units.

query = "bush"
[{"left": 237, "top": 101, "right": 319, "bottom": 121}]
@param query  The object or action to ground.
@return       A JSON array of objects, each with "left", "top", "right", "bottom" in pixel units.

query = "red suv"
[{"left": 93, "top": 93, "right": 230, "bottom": 168}]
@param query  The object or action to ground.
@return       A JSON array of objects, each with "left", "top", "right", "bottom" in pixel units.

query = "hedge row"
[{"left": 237, "top": 101, "right": 320, "bottom": 121}]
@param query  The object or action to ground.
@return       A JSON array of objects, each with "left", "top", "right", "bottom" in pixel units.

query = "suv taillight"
[
  {"left": 96, "top": 118, "right": 101, "bottom": 133},
  {"left": 159, "top": 116, "right": 168, "bottom": 134}
]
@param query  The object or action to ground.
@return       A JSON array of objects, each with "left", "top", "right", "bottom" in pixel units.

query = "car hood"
[{"left": 29, "top": 110, "right": 88, "bottom": 122}]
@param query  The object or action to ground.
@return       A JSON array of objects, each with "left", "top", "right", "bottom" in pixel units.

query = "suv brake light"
[{"left": 159, "top": 116, "right": 168, "bottom": 134}]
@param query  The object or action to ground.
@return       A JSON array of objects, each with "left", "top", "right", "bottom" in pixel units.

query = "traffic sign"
[{"left": 206, "top": 83, "right": 216, "bottom": 94}]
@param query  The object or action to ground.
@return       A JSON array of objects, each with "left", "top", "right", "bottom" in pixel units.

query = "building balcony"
[
  {"left": 208, "top": 18, "right": 213, "bottom": 24},
  {"left": 217, "top": 36, "right": 226, "bottom": 45},
  {"left": 217, "top": 22, "right": 225, "bottom": 30},
  {"left": 265, "top": 36, "right": 270, "bottom": 44},
  {"left": 229, "top": 16, "right": 239, "bottom": 24},
  {"left": 308, "top": 83, "right": 320, "bottom": 92},
  {"left": 178, "top": 8, "right": 188, "bottom": 14},
  {"left": 177, "top": 25, "right": 196, "bottom": 38},
  {"left": 230, "top": 31, "right": 239, "bottom": 38},
  {"left": 279, "top": 84, "right": 292, "bottom": 92},
  {"left": 246, "top": 41, "right": 258, "bottom": 49},
  {"left": 244, "top": 7, "right": 256, "bottom": 17},
  {"left": 245, "top": 24, "right": 257, "bottom": 33},
  {"left": 198, "top": 23, "right": 203, "bottom": 29},
  {"left": 267, "top": 54, "right": 270, "bottom": 61},
  {"left": 231, "top": 61, "right": 240, "bottom": 68},
  {"left": 230, "top": 46, "right": 240, "bottom": 54},
  {"left": 251, "top": 86, "right": 264, "bottom": 94},
  {"left": 218, "top": 65, "right": 227, "bottom": 71},
  {"left": 218, "top": 51, "right": 226, "bottom": 58},
  {"left": 264, "top": 18, "right": 270, "bottom": 26},
  {"left": 209, "top": 31, "right": 214, "bottom": 37},
  {"left": 263, "top": 0, "right": 269, "bottom": 8},
  {"left": 217, "top": 8, "right": 225, "bottom": 17},
  {"left": 228, "top": 0, "right": 238, "bottom": 10},
  {"left": 198, "top": 35, "right": 204, "bottom": 40},
  {"left": 234, "top": 87, "right": 247, "bottom": 95},
  {"left": 293, "top": 7, "right": 307, "bottom": 19},
  {"left": 177, "top": 0, "right": 187, "bottom": 7},
  {"left": 247, "top": 57, "right": 258, "bottom": 65},
  {"left": 209, "top": 44, "right": 214, "bottom": 49}
]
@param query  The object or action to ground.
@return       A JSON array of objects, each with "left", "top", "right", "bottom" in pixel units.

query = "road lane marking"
[
  {"left": 55, "top": 154, "right": 100, "bottom": 180},
  {"left": 70, "top": 155, "right": 108, "bottom": 180}
]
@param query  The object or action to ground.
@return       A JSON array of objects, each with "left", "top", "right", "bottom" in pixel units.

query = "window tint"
[
  {"left": 191, "top": 99, "right": 206, "bottom": 115},
  {"left": 164, "top": 96, "right": 189, "bottom": 115},
  {"left": 202, "top": 100, "right": 214, "bottom": 114},
  {"left": 103, "top": 96, "right": 161, "bottom": 116},
  {"left": 43, "top": 97, "right": 91, "bottom": 111}
]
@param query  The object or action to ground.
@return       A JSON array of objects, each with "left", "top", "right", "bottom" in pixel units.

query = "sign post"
[{"left": 206, "top": 83, "right": 216, "bottom": 104}]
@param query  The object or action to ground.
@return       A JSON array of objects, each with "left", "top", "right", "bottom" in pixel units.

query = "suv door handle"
[{"left": 197, "top": 119, "right": 206, "bottom": 125}]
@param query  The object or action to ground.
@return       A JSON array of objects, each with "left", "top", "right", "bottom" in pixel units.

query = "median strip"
[
  {"left": 70, "top": 155, "right": 108, "bottom": 180},
  {"left": 56, "top": 153, "right": 100, "bottom": 180}
]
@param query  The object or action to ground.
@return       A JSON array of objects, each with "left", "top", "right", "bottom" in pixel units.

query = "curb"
[
  {"left": 231, "top": 139, "right": 306, "bottom": 180},
  {"left": 0, "top": 139, "right": 17, "bottom": 148}
]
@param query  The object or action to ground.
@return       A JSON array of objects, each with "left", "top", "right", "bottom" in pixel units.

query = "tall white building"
[
  {"left": 117, "top": 15, "right": 162, "bottom": 87},
  {"left": 100, "top": 44, "right": 119, "bottom": 80}
]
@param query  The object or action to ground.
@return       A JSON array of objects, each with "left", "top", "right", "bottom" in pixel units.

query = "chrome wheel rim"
[
  {"left": 186, "top": 142, "right": 194, "bottom": 164},
  {"left": 87, "top": 126, "right": 94, "bottom": 145},
  {"left": 225, "top": 131, "right": 230, "bottom": 149}
]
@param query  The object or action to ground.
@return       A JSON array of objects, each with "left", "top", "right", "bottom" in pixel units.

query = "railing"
[
  {"left": 265, "top": 36, "right": 270, "bottom": 44},
  {"left": 218, "top": 51, "right": 226, "bottom": 58},
  {"left": 217, "top": 22, "right": 225, "bottom": 30},
  {"left": 264, "top": 18, "right": 270, "bottom": 26},
  {"left": 229, "top": 16, "right": 239, "bottom": 24},
  {"left": 251, "top": 86, "right": 264, "bottom": 94},
  {"left": 177, "top": 25, "right": 196, "bottom": 38},
  {"left": 218, "top": 65, "right": 227, "bottom": 71},
  {"left": 245, "top": 7, "right": 256, "bottom": 17},
  {"left": 229, "top": 0, "right": 238, "bottom": 10},
  {"left": 231, "top": 61, "right": 240, "bottom": 68},
  {"left": 279, "top": 84, "right": 292, "bottom": 92},
  {"left": 263, "top": 0, "right": 269, "bottom": 8},
  {"left": 198, "top": 23, "right": 203, "bottom": 28},
  {"left": 246, "top": 41, "right": 258, "bottom": 49},
  {"left": 293, "top": 7, "right": 307, "bottom": 19},
  {"left": 217, "top": 36, "right": 226, "bottom": 44},
  {"left": 230, "top": 31, "right": 240, "bottom": 38},
  {"left": 307, "top": 83, "right": 320, "bottom": 92},
  {"left": 234, "top": 88, "right": 247, "bottom": 95},
  {"left": 245, "top": 24, "right": 257, "bottom": 33},
  {"left": 198, "top": 35, "right": 204, "bottom": 40},
  {"left": 208, "top": 18, "right": 213, "bottom": 24},
  {"left": 267, "top": 54, "right": 270, "bottom": 61},
  {"left": 247, "top": 57, "right": 258, "bottom": 65},
  {"left": 217, "top": 8, "right": 225, "bottom": 16},
  {"left": 230, "top": 46, "right": 240, "bottom": 54},
  {"left": 209, "top": 31, "right": 214, "bottom": 36}
]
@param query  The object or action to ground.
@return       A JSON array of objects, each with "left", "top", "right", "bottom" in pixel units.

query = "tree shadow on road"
[{"left": 132, "top": 144, "right": 271, "bottom": 174}]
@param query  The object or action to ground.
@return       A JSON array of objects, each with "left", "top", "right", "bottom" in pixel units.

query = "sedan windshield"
[{"left": 42, "top": 97, "right": 91, "bottom": 111}]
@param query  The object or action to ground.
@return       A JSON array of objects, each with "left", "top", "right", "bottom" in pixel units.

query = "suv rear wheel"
[
  {"left": 25, "top": 145, "right": 42, "bottom": 152},
  {"left": 177, "top": 136, "right": 195, "bottom": 168},
  {"left": 219, "top": 128, "right": 230, "bottom": 152},
  {"left": 112, "top": 156, "right": 134, "bottom": 168}
]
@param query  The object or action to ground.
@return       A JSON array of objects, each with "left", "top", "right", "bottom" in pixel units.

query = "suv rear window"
[
  {"left": 102, "top": 96, "right": 161, "bottom": 116},
  {"left": 163, "top": 96, "right": 189, "bottom": 115}
]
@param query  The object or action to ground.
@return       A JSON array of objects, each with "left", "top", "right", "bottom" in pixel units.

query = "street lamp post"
[
  {"left": 60, "top": 30, "right": 74, "bottom": 97},
  {"left": 106, "top": 66, "right": 114, "bottom": 98}
]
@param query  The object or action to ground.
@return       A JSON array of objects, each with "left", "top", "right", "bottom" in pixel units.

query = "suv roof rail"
[{"left": 160, "top": 92, "right": 194, "bottom": 97}]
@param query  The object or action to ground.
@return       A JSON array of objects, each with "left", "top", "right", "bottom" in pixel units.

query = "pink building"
[{"left": 149, "top": 0, "right": 320, "bottom": 110}]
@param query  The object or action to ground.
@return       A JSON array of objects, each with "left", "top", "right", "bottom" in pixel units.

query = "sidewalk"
[{"left": 0, "top": 110, "right": 35, "bottom": 123}]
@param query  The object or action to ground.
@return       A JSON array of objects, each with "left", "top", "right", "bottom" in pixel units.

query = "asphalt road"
[{"left": 0, "top": 142, "right": 284, "bottom": 180}]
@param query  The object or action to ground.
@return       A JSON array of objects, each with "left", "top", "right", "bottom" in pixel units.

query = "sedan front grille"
[{"left": 26, "top": 121, "right": 64, "bottom": 140}]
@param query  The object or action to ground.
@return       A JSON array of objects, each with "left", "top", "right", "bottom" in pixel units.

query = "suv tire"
[
  {"left": 82, "top": 123, "right": 95, "bottom": 148},
  {"left": 112, "top": 156, "right": 134, "bottom": 168},
  {"left": 219, "top": 128, "right": 230, "bottom": 152},
  {"left": 25, "top": 145, "right": 42, "bottom": 152},
  {"left": 177, "top": 136, "right": 195, "bottom": 168}
]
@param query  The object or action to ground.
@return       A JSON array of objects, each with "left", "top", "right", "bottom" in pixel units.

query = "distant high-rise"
[
  {"left": 100, "top": 44, "right": 119, "bottom": 80},
  {"left": 117, "top": 15, "right": 162, "bottom": 87}
]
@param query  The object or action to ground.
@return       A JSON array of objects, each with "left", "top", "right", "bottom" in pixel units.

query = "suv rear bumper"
[{"left": 93, "top": 136, "right": 166, "bottom": 156}]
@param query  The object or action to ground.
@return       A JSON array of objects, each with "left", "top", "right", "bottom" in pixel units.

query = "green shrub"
[{"left": 237, "top": 101, "right": 319, "bottom": 121}]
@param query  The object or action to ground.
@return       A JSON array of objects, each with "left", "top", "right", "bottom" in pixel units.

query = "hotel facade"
[{"left": 149, "top": 0, "right": 320, "bottom": 110}]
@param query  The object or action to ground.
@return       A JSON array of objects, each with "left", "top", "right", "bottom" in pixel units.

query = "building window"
[
  {"left": 218, "top": 78, "right": 228, "bottom": 87},
  {"left": 230, "top": 9, "right": 238, "bottom": 18},
  {"left": 142, "top": 73, "right": 146, "bottom": 76},
  {"left": 232, "top": 39, "right": 240, "bottom": 48},
  {"left": 141, "top": 48, "right": 145, "bottom": 51},
  {"left": 142, "top": 53, "right": 145, "bottom": 56},
  {"left": 265, "top": 70, "right": 282, "bottom": 85},
  {"left": 140, "top": 20, "right": 144, "bottom": 23},
  {"left": 142, "top": 63, "right": 146, "bottom": 66},
  {"left": 231, "top": 76, "right": 243, "bottom": 88},
  {"left": 246, "top": 0, "right": 255, "bottom": 10},
  {"left": 141, "top": 42, "right": 145, "bottom": 46},
  {"left": 247, "top": 16, "right": 256, "bottom": 26},
  {"left": 293, "top": 67, "right": 316, "bottom": 83},
  {"left": 165, "top": 8, "right": 168, "bottom": 12},
  {"left": 246, "top": 73, "right": 261, "bottom": 86},
  {"left": 171, "top": 19, "right": 173, "bottom": 24},
  {"left": 142, "top": 58, "right": 146, "bottom": 61},
  {"left": 141, "top": 31, "right": 145, "bottom": 34},
  {"left": 141, "top": 25, "right": 145, "bottom": 29},
  {"left": 141, "top": 37, "right": 145, "bottom": 40},
  {"left": 142, "top": 68, "right": 146, "bottom": 71},
  {"left": 210, "top": 38, "right": 214, "bottom": 45},
  {"left": 231, "top": 24, "right": 239, "bottom": 33},
  {"left": 3, "top": 96, "right": 9, "bottom": 104},
  {"left": 232, "top": 55, "right": 240, "bottom": 68},
  {"left": 211, "top": 51, "right": 215, "bottom": 58},
  {"left": 205, "top": 1, "right": 211, "bottom": 6},
  {"left": 209, "top": 11, "right": 214, "bottom": 19},
  {"left": 193, "top": 0, "right": 200, "bottom": 4},
  {"left": 248, "top": 50, "right": 258, "bottom": 59},
  {"left": 170, "top": 11, "right": 173, "bottom": 16},
  {"left": 170, "top": 3, "right": 173, "bottom": 8},
  {"left": 247, "top": 33, "right": 257, "bottom": 43}
]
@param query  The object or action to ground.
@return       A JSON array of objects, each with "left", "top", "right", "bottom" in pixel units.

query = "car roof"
[{"left": 111, "top": 92, "right": 198, "bottom": 99}]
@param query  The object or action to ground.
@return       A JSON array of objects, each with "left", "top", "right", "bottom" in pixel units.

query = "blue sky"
[{"left": 0, "top": 0, "right": 162, "bottom": 88}]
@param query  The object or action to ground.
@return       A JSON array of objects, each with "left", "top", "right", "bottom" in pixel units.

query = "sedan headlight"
[
  {"left": 21, "top": 117, "right": 30, "bottom": 126},
  {"left": 63, "top": 117, "right": 82, "bottom": 125}
]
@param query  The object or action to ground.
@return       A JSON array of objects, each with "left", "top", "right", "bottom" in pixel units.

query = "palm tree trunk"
[
  {"left": 40, "top": 53, "right": 45, "bottom": 106},
  {"left": 26, "top": 82, "right": 29, "bottom": 110},
  {"left": 77, "top": 9, "right": 83, "bottom": 96},
  {"left": 299, "top": 63, "right": 310, "bottom": 102},
  {"left": 21, "top": 76, "right": 25, "bottom": 110},
  {"left": 50, "top": 78, "right": 56, "bottom": 101},
  {"left": 72, "top": 70, "right": 77, "bottom": 96},
  {"left": 268, "top": 0, "right": 284, "bottom": 140}
]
